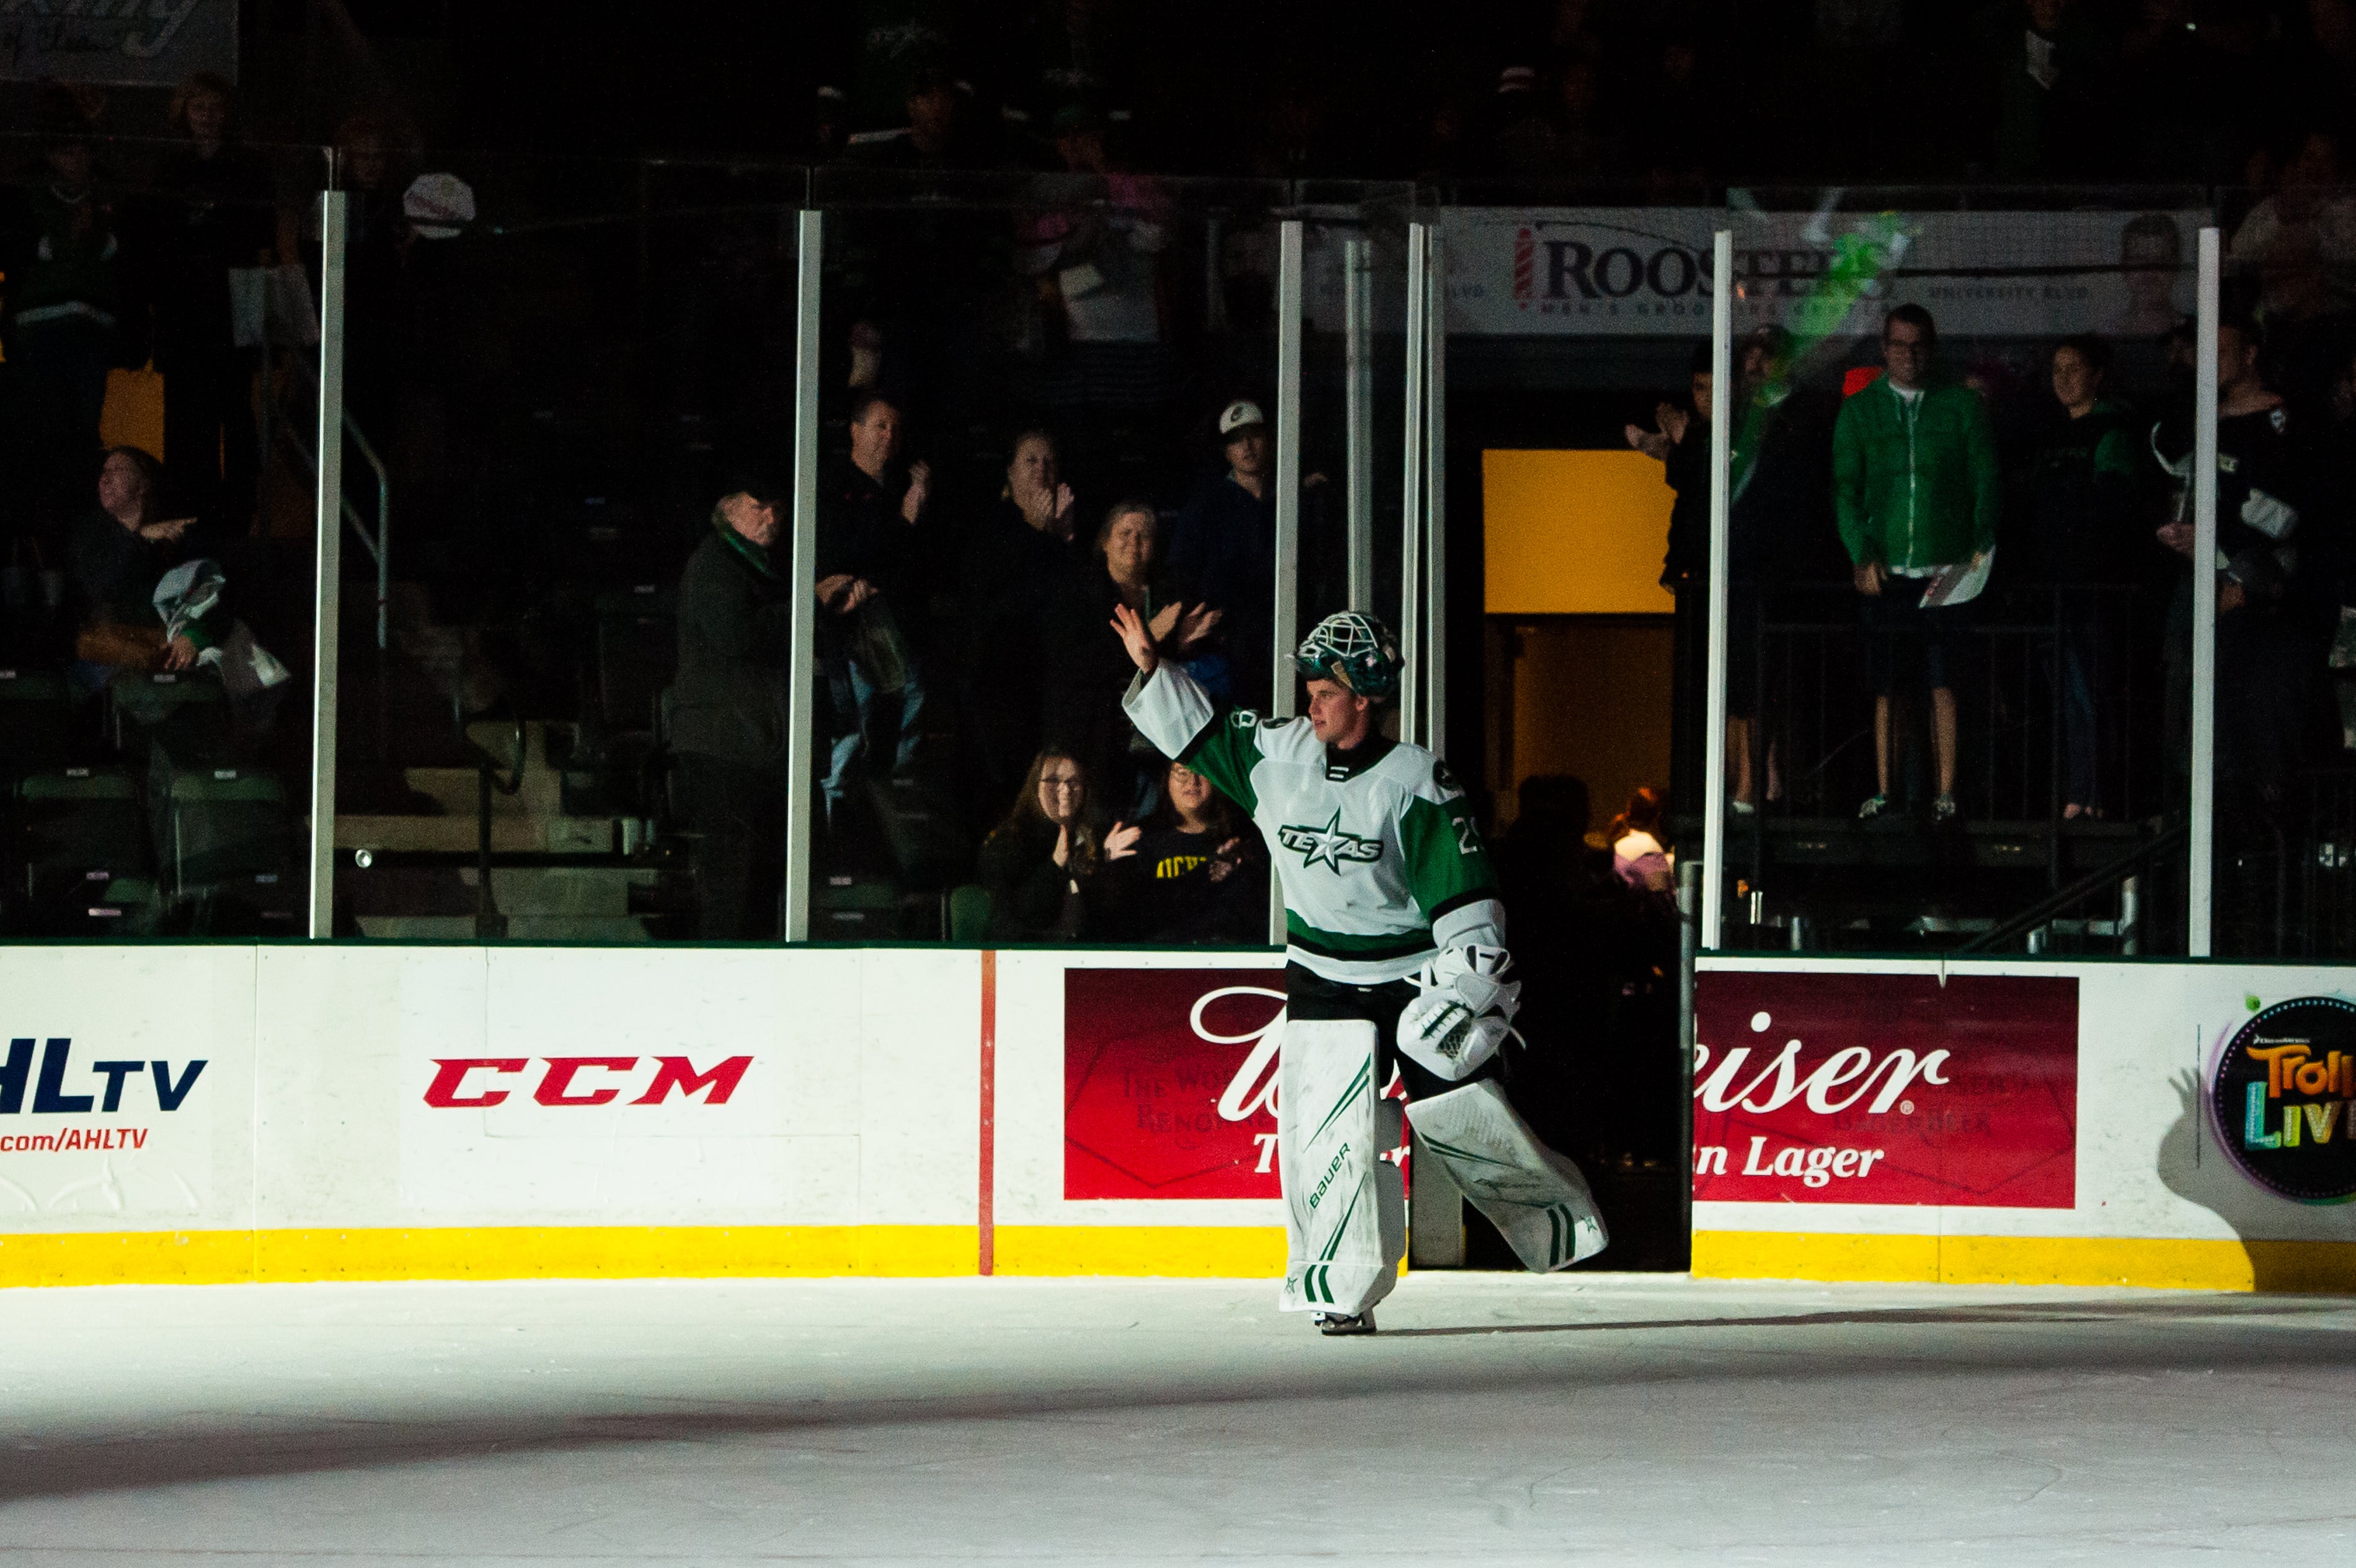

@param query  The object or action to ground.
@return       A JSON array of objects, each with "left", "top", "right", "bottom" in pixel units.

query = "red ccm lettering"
[
  {"left": 534, "top": 1057, "right": 640, "bottom": 1106},
  {"left": 422, "top": 1056, "right": 753, "bottom": 1108},
  {"left": 423, "top": 1058, "right": 528, "bottom": 1107}
]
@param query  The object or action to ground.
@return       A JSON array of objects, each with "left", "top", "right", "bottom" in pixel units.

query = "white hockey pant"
[
  {"left": 1277, "top": 1019, "right": 1406, "bottom": 1316},
  {"left": 1406, "top": 1079, "right": 1608, "bottom": 1273}
]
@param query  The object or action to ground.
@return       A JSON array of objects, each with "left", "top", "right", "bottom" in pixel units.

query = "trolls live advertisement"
[
  {"left": 1065, "top": 968, "right": 1286, "bottom": 1200},
  {"left": 1692, "top": 972, "right": 2080, "bottom": 1208}
]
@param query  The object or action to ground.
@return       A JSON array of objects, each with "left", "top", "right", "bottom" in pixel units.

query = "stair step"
[
  {"left": 463, "top": 866, "right": 653, "bottom": 918},
  {"left": 400, "top": 724, "right": 574, "bottom": 818},
  {"left": 507, "top": 915, "right": 652, "bottom": 942},
  {"left": 353, "top": 915, "right": 652, "bottom": 943},
  {"left": 338, "top": 813, "right": 616, "bottom": 854}
]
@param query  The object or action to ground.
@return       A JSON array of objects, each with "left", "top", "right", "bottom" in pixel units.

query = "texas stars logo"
[{"left": 1277, "top": 810, "right": 1383, "bottom": 872}]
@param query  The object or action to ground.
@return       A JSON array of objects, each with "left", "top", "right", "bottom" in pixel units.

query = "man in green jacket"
[{"left": 1833, "top": 304, "right": 2001, "bottom": 822}]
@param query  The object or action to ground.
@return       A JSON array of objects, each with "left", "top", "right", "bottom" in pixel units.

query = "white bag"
[{"left": 228, "top": 265, "right": 319, "bottom": 350}]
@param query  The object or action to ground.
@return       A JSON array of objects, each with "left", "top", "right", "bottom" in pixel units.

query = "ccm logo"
[{"left": 423, "top": 1055, "right": 751, "bottom": 1109}]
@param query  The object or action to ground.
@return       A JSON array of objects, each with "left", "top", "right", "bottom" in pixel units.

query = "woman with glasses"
[{"left": 976, "top": 748, "right": 1141, "bottom": 941}]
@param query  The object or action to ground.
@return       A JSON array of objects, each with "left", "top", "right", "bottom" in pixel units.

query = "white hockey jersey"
[{"left": 1123, "top": 662, "right": 1504, "bottom": 982}]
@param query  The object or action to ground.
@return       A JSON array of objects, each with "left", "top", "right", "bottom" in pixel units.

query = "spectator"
[
  {"left": 69, "top": 448, "right": 195, "bottom": 681},
  {"left": 2153, "top": 313, "right": 2305, "bottom": 799},
  {"left": 1726, "top": 325, "right": 1843, "bottom": 812},
  {"left": 2230, "top": 130, "right": 2356, "bottom": 316},
  {"left": 1608, "top": 785, "right": 1675, "bottom": 898},
  {"left": 326, "top": 112, "right": 418, "bottom": 447},
  {"left": 1631, "top": 345, "right": 1714, "bottom": 810},
  {"left": 2313, "top": 344, "right": 2356, "bottom": 749},
  {"left": 1833, "top": 304, "right": 2001, "bottom": 823},
  {"left": 1637, "top": 33, "right": 1712, "bottom": 196},
  {"left": 1494, "top": 57, "right": 1618, "bottom": 178},
  {"left": 960, "top": 428, "right": 1083, "bottom": 819},
  {"left": 1487, "top": 66, "right": 1547, "bottom": 171},
  {"left": 1978, "top": 0, "right": 2110, "bottom": 177},
  {"left": 1167, "top": 399, "right": 1277, "bottom": 705},
  {"left": 1048, "top": 498, "right": 1220, "bottom": 817},
  {"left": 852, "top": 67, "right": 998, "bottom": 171},
  {"left": 151, "top": 73, "right": 275, "bottom": 525},
  {"left": 671, "top": 472, "right": 797, "bottom": 939},
  {"left": 2017, "top": 335, "right": 2141, "bottom": 817},
  {"left": 1103, "top": 758, "right": 1267, "bottom": 942},
  {"left": 11, "top": 99, "right": 127, "bottom": 525},
  {"left": 818, "top": 391, "right": 931, "bottom": 828},
  {"left": 976, "top": 748, "right": 1139, "bottom": 941},
  {"left": 2229, "top": 129, "right": 2356, "bottom": 410},
  {"left": 1021, "top": 105, "right": 1174, "bottom": 426}
]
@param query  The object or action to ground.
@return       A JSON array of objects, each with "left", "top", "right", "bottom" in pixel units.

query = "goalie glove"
[{"left": 1397, "top": 944, "right": 1521, "bottom": 1082}]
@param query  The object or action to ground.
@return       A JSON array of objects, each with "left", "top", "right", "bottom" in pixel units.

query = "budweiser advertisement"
[
  {"left": 1065, "top": 968, "right": 1286, "bottom": 1200},
  {"left": 1693, "top": 972, "right": 2079, "bottom": 1208}
]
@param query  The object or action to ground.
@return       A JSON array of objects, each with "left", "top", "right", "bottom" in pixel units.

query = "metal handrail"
[
  {"left": 277, "top": 352, "right": 391, "bottom": 651},
  {"left": 1958, "top": 821, "right": 2190, "bottom": 955}
]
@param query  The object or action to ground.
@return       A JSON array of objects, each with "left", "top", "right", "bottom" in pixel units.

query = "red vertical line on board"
[{"left": 979, "top": 949, "right": 997, "bottom": 1276}]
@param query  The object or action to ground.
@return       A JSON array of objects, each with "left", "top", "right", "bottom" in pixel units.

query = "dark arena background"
[{"left": 0, "top": 3, "right": 2352, "bottom": 1562}]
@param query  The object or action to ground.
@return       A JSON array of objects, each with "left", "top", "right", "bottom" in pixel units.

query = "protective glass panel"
[
  {"left": 1712, "top": 189, "right": 2203, "bottom": 957},
  {"left": 0, "top": 132, "right": 330, "bottom": 942},
  {"left": 332, "top": 157, "right": 1410, "bottom": 945},
  {"left": 1298, "top": 195, "right": 1419, "bottom": 719},
  {"left": 804, "top": 168, "right": 1356, "bottom": 949},
  {"left": 328, "top": 152, "right": 776, "bottom": 942},
  {"left": 2210, "top": 182, "right": 2355, "bottom": 958}
]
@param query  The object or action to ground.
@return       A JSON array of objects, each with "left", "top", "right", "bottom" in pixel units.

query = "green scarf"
[{"left": 717, "top": 518, "right": 779, "bottom": 580}]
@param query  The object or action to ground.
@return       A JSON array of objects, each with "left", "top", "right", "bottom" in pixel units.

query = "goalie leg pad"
[
  {"left": 1277, "top": 1019, "right": 1403, "bottom": 1317},
  {"left": 1404, "top": 1079, "right": 1607, "bottom": 1273}
]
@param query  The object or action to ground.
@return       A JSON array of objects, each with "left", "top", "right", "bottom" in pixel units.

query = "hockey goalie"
[{"left": 1111, "top": 603, "right": 1606, "bottom": 1335}]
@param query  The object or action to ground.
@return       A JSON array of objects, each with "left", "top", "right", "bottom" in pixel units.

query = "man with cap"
[
  {"left": 672, "top": 471, "right": 799, "bottom": 939},
  {"left": 1167, "top": 399, "right": 1280, "bottom": 706}
]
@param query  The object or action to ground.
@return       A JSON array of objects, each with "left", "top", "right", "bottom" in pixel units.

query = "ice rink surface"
[{"left": 0, "top": 1272, "right": 2350, "bottom": 1566}]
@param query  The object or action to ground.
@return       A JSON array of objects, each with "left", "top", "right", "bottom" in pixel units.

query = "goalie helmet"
[{"left": 1295, "top": 611, "right": 1403, "bottom": 701}]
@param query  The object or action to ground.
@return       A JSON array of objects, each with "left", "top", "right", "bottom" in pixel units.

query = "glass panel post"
[
  {"left": 1269, "top": 218, "right": 1305, "bottom": 946},
  {"left": 1425, "top": 229, "right": 1448, "bottom": 758},
  {"left": 1699, "top": 229, "right": 1734, "bottom": 950},
  {"left": 1399, "top": 223, "right": 1428, "bottom": 746},
  {"left": 2189, "top": 226, "right": 2220, "bottom": 956},
  {"left": 1344, "top": 236, "right": 1375, "bottom": 613},
  {"left": 307, "top": 188, "right": 349, "bottom": 941},
  {"left": 784, "top": 208, "right": 824, "bottom": 944}
]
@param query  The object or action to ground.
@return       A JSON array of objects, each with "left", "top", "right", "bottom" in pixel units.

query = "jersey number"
[{"left": 1453, "top": 817, "right": 1477, "bottom": 857}]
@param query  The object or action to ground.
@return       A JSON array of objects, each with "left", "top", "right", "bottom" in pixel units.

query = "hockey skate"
[{"left": 1313, "top": 1309, "right": 1377, "bottom": 1337}]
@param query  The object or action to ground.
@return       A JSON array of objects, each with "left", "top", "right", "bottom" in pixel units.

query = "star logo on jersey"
[{"left": 1277, "top": 811, "right": 1383, "bottom": 873}]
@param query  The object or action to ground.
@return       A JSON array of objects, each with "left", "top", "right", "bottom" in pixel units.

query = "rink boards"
[
  {"left": 1692, "top": 955, "right": 2356, "bottom": 1292},
  {"left": 0, "top": 946, "right": 1288, "bottom": 1288},
  {"left": 0, "top": 944, "right": 2349, "bottom": 1291}
]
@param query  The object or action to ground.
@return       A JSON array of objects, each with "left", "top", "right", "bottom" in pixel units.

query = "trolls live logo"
[{"left": 2210, "top": 998, "right": 2356, "bottom": 1203}]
